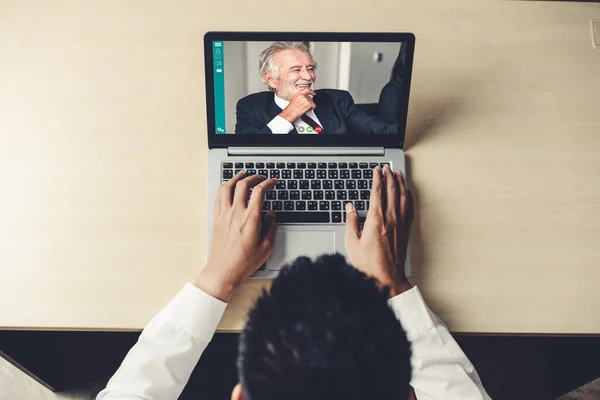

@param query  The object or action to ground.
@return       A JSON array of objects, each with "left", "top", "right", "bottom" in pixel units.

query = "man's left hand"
[{"left": 195, "top": 171, "right": 278, "bottom": 302}]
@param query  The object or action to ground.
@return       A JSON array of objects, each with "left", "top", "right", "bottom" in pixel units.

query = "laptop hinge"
[{"left": 227, "top": 147, "right": 385, "bottom": 157}]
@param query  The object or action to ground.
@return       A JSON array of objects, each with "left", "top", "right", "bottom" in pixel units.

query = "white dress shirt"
[
  {"left": 97, "top": 284, "right": 491, "bottom": 400},
  {"left": 267, "top": 94, "right": 323, "bottom": 134}
]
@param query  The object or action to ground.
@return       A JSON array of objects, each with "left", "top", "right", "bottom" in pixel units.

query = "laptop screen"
[{"left": 210, "top": 39, "right": 410, "bottom": 136}]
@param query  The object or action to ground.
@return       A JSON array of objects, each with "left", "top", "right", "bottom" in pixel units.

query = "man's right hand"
[
  {"left": 344, "top": 165, "right": 415, "bottom": 298},
  {"left": 279, "top": 88, "right": 316, "bottom": 123}
]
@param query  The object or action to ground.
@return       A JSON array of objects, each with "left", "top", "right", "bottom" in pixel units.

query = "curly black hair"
[{"left": 237, "top": 254, "right": 412, "bottom": 400}]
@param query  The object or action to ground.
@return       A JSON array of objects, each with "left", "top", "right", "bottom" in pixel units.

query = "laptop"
[{"left": 204, "top": 31, "right": 415, "bottom": 278}]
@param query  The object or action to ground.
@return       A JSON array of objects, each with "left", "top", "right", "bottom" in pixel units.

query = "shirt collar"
[{"left": 274, "top": 93, "right": 290, "bottom": 110}]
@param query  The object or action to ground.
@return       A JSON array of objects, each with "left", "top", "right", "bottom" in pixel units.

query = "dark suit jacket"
[{"left": 235, "top": 89, "right": 398, "bottom": 134}]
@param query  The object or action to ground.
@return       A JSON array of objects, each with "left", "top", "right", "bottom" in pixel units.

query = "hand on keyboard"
[
  {"left": 344, "top": 165, "right": 415, "bottom": 298},
  {"left": 195, "top": 171, "right": 278, "bottom": 301}
]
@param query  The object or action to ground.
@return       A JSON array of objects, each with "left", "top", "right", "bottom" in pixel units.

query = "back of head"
[{"left": 237, "top": 254, "right": 412, "bottom": 400}]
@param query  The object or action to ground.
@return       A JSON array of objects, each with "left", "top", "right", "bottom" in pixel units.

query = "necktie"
[{"left": 300, "top": 114, "right": 323, "bottom": 134}]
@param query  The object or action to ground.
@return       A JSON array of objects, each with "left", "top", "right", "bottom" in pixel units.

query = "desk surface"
[{"left": 1, "top": 0, "right": 599, "bottom": 334}]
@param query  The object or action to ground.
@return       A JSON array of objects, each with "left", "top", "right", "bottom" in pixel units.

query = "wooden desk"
[{"left": 1, "top": 0, "right": 599, "bottom": 335}]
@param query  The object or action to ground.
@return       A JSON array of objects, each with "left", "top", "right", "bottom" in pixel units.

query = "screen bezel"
[{"left": 204, "top": 31, "right": 415, "bottom": 149}]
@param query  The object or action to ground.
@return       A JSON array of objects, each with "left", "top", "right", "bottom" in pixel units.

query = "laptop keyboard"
[{"left": 221, "top": 161, "right": 390, "bottom": 223}]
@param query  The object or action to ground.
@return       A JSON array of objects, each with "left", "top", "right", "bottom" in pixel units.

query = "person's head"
[
  {"left": 231, "top": 254, "right": 412, "bottom": 400},
  {"left": 259, "top": 41, "right": 316, "bottom": 101}
]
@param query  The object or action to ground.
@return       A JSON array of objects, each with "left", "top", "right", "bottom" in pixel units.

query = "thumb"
[
  {"left": 261, "top": 210, "right": 278, "bottom": 251},
  {"left": 345, "top": 202, "right": 360, "bottom": 243}
]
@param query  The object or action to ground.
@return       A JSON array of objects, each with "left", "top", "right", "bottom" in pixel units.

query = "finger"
[
  {"left": 384, "top": 165, "right": 399, "bottom": 219},
  {"left": 344, "top": 202, "right": 360, "bottom": 245},
  {"left": 260, "top": 210, "right": 278, "bottom": 253},
  {"left": 220, "top": 169, "right": 246, "bottom": 211},
  {"left": 248, "top": 177, "right": 278, "bottom": 211},
  {"left": 366, "top": 166, "right": 384, "bottom": 223},
  {"left": 396, "top": 170, "right": 408, "bottom": 222},
  {"left": 405, "top": 190, "right": 415, "bottom": 232},
  {"left": 233, "top": 174, "right": 268, "bottom": 207}
]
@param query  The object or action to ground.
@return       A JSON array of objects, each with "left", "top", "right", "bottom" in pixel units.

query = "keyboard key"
[
  {"left": 311, "top": 180, "right": 321, "bottom": 189},
  {"left": 301, "top": 190, "right": 312, "bottom": 200},
  {"left": 340, "top": 170, "right": 350, "bottom": 179},
  {"left": 319, "top": 201, "right": 330, "bottom": 210},
  {"left": 363, "top": 170, "right": 373, "bottom": 179},
  {"left": 246, "top": 169, "right": 257, "bottom": 176},
  {"left": 276, "top": 180, "right": 286, "bottom": 189},
  {"left": 369, "top": 180, "right": 373, "bottom": 189},
  {"left": 334, "top": 180, "right": 345, "bottom": 189},
  {"left": 305, "top": 170, "right": 315, "bottom": 179},
  {"left": 267, "top": 211, "right": 330, "bottom": 223},
  {"left": 235, "top": 162, "right": 244, "bottom": 169},
  {"left": 258, "top": 169, "right": 268, "bottom": 176},
  {"left": 277, "top": 162, "right": 285, "bottom": 169},
  {"left": 317, "top": 170, "right": 327, "bottom": 179},
  {"left": 336, "top": 191, "right": 347, "bottom": 200},
  {"left": 328, "top": 162, "right": 337, "bottom": 169},
  {"left": 288, "top": 180, "right": 298, "bottom": 189},
  {"left": 318, "top": 162, "right": 327, "bottom": 168},
  {"left": 273, "top": 201, "right": 283, "bottom": 210},
  {"left": 297, "top": 162, "right": 306, "bottom": 168},
  {"left": 356, "top": 201, "right": 366, "bottom": 210},
  {"left": 223, "top": 162, "right": 233, "bottom": 168},
  {"left": 267, "top": 190, "right": 276, "bottom": 200},
  {"left": 360, "top": 190, "right": 370, "bottom": 200},
  {"left": 325, "top": 190, "right": 335, "bottom": 200},
  {"left": 370, "top": 162, "right": 378, "bottom": 168},
  {"left": 270, "top": 170, "right": 280, "bottom": 179},
  {"left": 358, "top": 180, "right": 368, "bottom": 189},
  {"left": 307, "top": 162, "right": 317, "bottom": 168},
  {"left": 282, "top": 170, "right": 292, "bottom": 179},
  {"left": 284, "top": 201, "right": 294, "bottom": 210},
  {"left": 300, "top": 180, "right": 309, "bottom": 189},
  {"left": 339, "top": 162, "right": 348, "bottom": 168},
  {"left": 262, "top": 201, "right": 271, "bottom": 210},
  {"left": 346, "top": 180, "right": 356, "bottom": 189},
  {"left": 278, "top": 191, "right": 289, "bottom": 200},
  {"left": 352, "top": 170, "right": 361, "bottom": 179},
  {"left": 349, "top": 190, "right": 359, "bottom": 200},
  {"left": 295, "top": 201, "right": 306, "bottom": 210},
  {"left": 323, "top": 180, "right": 333, "bottom": 189},
  {"left": 328, "top": 170, "right": 338, "bottom": 179},
  {"left": 294, "top": 170, "right": 303, "bottom": 179},
  {"left": 332, "top": 212, "right": 342, "bottom": 223},
  {"left": 287, "top": 162, "right": 296, "bottom": 169},
  {"left": 223, "top": 170, "right": 233, "bottom": 179},
  {"left": 380, "top": 162, "right": 390, "bottom": 168},
  {"left": 349, "top": 162, "right": 358, "bottom": 169},
  {"left": 332, "top": 201, "right": 342, "bottom": 210},
  {"left": 367, "top": 200, "right": 370, "bottom": 210},
  {"left": 359, "top": 162, "right": 368, "bottom": 169},
  {"left": 256, "top": 162, "right": 265, "bottom": 169},
  {"left": 290, "top": 190, "right": 300, "bottom": 200},
  {"left": 266, "top": 162, "right": 275, "bottom": 168},
  {"left": 313, "top": 190, "right": 324, "bottom": 200},
  {"left": 245, "top": 162, "right": 255, "bottom": 168},
  {"left": 235, "top": 169, "right": 242, "bottom": 174}
]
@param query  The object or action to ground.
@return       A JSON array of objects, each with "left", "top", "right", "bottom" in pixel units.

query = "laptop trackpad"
[{"left": 267, "top": 230, "right": 336, "bottom": 271}]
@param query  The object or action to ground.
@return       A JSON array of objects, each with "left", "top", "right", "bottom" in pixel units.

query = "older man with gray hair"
[{"left": 235, "top": 41, "right": 398, "bottom": 135}]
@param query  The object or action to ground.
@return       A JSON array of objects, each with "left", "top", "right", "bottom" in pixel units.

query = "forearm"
[
  {"left": 389, "top": 287, "right": 491, "bottom": 400},
  {"left": 97, "top": 284, "right": 227, "bottom": 400}
]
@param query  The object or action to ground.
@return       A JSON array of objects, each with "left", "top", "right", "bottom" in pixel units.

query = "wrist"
[
  {"left": 193, "top": 267, "right": 239, "bottom": 302},
  {"left": 279, "top": 110, "right": 296, "bottom": 124}
]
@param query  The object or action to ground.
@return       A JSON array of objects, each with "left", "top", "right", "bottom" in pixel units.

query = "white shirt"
[
  {"left": 97, "top": 284, "right": 491, "bottom": 400},
  {"left": 267, "top": 94, "right": 324, "bottom": 134}
]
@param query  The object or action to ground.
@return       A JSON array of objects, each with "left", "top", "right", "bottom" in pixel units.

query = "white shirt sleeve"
[
  {"left": 96, "top": 283, "right": 227, "bottom": 400},
  {"left": 267, "top": 115, "right": 294, "bottom": 134},
  {"left": 388, "top": 287, "right": 491, "bottom": 400}
]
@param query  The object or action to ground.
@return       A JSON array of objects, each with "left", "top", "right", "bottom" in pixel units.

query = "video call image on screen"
[{"left": 212, "top": 40, "right": 407, "bottom": 135}]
